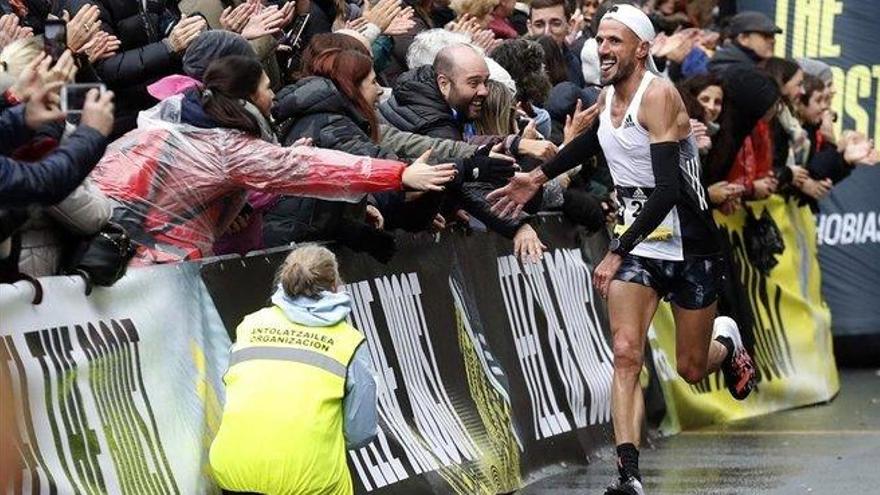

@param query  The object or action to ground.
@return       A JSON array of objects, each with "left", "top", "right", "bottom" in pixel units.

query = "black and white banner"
[
  {"left": 0, "top": 263, "right": 231, "bottom": 494},
  {"left": 200, "top": 218, "right": 616, "bottom": 495}
]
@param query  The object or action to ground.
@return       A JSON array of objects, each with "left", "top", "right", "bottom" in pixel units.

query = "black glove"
[{"left": 456, "top": 147, "right": 516, "bottom": 185}]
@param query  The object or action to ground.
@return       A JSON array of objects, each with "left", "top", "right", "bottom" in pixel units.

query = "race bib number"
[{"left": 613, "top": 191, "right": 674, "bottom": 241}]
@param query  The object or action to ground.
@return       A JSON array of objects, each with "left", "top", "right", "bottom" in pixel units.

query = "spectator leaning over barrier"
[
  {"left": 209, "top": 244, "right": 378, "bottom": 495},
  {"left": 268, "top": 48, "right": 403, "bottom": 262},
  {"left": 703, "top": 67, "right": 780, "bottom": 201},
  {"left": 294, "top": 31, "right": 481, "bottom": 163},
  {"left": 89, "top": 55, "right": 456, "bottom": 265}
]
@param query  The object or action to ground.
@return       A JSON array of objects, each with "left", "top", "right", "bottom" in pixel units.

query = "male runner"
[{"left": 487, "top": 5, "right": 757, "bottom": 494}]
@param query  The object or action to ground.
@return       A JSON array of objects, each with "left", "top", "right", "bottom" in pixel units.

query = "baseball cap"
[
  {"left": 600, "top": 4, "right": 661, "bottom": 75},
  {"left": 726, "top": 11, "right": 783, "bottom": 37}
]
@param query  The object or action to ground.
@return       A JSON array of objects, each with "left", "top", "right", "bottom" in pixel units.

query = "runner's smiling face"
[{"left": 596, "top": 19, "right": 647, "bottom": 86}]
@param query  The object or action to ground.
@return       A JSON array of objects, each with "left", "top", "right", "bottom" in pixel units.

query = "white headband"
[{"left": 600, "top": 4, "right": 661, "bottom": 75}]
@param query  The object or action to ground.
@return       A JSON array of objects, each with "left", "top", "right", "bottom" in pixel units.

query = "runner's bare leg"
[
  {"left": 608, "top": 280, "right": 660, "bottom": 447},
  {"left": 672, "top": 303, "right": 728, "bottom": 383}
]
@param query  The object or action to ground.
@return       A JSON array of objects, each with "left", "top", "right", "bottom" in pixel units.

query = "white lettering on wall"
[
  {"left": 346, "top": 273, "right": 480, "bottom": 492},
  {"left": 817, "top": 211, "right": 880, "bottom": 246},
  {"left": 497, "top": 249, "right": 614, "bottom": 440}
]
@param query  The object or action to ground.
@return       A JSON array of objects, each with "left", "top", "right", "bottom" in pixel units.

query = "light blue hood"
[{"left": 271, "top": 285, "right": 352, "bottom": 327}]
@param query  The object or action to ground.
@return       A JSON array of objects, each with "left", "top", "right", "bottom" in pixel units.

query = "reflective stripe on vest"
[{"left": 228, "top": 345, "right": 347, "bottom": 378}]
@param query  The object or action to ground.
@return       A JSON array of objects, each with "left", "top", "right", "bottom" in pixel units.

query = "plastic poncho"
[{"left": 90, "top": 94, "right": 405, "bottom": 265}]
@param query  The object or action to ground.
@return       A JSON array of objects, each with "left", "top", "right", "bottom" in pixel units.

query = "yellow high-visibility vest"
[{"left": 209, "top": 306, "right": 365, "bottom": 495}]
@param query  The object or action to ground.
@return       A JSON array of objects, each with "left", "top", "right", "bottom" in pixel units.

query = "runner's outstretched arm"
[{"left": 540, "top": 122, "right": 602, "bottom": 179}]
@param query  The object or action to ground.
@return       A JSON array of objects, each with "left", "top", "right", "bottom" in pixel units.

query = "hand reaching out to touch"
[
  {"left": 448, "top": 14, "right": 480, "bottom": 36},
  {"left": 651, "top": 28, "right": 699, "bottom": 63},
  {"left": 0, "top": 14, "right": 32, "bottom": 50},
  {"left": 24, "top": 81, "right": 65, "bottom": 130},
  {"left": 43, "top": 50, "right": 78, "bottom": 85},
  {"left": 487, "top": 170, "right": 546, "bottom": 218},
  {"left": 470, "top": 29, "right": 500, "bottom": 54},
  {"left": 402, "top": 149, "right": 458, "bottom": 191},
  {"left": 563, "top": 100, "right": 599, "bottom": 145},
  {"left": 518, "top": 138, "right": 558, "bottom": 162}
]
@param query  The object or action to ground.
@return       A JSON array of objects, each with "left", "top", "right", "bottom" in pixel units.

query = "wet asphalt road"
[{"left": 520, "top": 369, "right": 880, "bottom": 495}]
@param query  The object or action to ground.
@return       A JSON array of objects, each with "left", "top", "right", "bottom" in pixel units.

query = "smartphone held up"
[
  {"left": 43, "top": 19, "right": 67, "bottom": 61},
  {"left": 61, "top": 83, "right": 106, "bottom": 115}
]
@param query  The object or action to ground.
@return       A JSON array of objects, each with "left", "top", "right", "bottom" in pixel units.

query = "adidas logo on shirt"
[{"left": 623, "top": 114, "right": 636, "bottom": 129}]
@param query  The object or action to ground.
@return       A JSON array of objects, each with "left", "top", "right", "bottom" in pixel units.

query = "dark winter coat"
[
  {"left": 70, "top": 0, "right": 182, "bottom": 137},
  {"left": 266, "top": 77, "right": 399, "bottom": 259},
  {"left": 707, "top": 40, "right": 761, "bottom": 76},
  {"left": 274, "top": 77, "right": 396, "bottom": 158},
  {"left": 379, "top": 65, "right": 463, "bottom": 140},
  {"left": 0, "top": 105, "right": 109, "bottom": 208}
]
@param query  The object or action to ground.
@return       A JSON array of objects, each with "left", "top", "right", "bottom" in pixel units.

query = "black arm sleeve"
[
  {"left": 617, "top": 141, "right": 680, "bottom": 254},
  {"left": 540, "top": 123, "right": 602, "bottom": 180}
]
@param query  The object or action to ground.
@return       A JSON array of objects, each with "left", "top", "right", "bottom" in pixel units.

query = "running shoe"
[
  {"left": 712, "top": 316, "right": 756, "bottom": 400},
  {"left": 604, "top": 475, "right": 645, "bottom": 495}
]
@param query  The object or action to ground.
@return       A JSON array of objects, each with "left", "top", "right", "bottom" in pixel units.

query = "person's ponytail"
[{"left": 200, "top": 55, "right": 264, "bottom": 136}]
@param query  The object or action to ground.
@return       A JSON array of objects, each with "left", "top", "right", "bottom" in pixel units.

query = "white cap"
[{"left": 600, "top": 4, "right": 661, "bottom": 76}]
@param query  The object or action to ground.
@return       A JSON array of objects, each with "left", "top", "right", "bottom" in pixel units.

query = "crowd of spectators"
[{"left": 1, "top": 0, "right": 878, "bottom": 285}]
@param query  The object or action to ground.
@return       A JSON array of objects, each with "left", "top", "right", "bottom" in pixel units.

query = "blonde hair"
[
  {"left": 477, "top": 80, "right": 517, "bottom": 136},
  {"left": 450, "top": 0, "right": 501, "bottom": 22},
  {"left": 0, "top": 37, "right": 42, "bottom": 78},
  {"left": 277, "top": 245, "right": 341, "bottom": 298}
]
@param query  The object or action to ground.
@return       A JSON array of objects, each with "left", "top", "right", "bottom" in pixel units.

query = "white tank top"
[{"left": 598, "top": 72, "right": 684, "bottom": 261}]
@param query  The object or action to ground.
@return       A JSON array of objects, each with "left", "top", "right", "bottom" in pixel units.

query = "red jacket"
[
  {"left": 91, "top": 95, "right": 405, "bottom": 265},
  {"left": 726, "top": 120, "right": 773, "bottom": 197}
]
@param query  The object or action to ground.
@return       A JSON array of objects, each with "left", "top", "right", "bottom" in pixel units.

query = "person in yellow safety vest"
[{"left": 209, "top": 244, "right": 378, "bottom": 495}]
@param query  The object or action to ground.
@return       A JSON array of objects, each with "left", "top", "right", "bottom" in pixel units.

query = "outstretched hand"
[
  {"left": 487, "top": 170, "right": 544, "bottom": 218},
  {"left": 563, "top": 100, "right": 599, "bottom": 145},
  {"left": 402, "top": 149, "right": 458, "bottom": 191}
]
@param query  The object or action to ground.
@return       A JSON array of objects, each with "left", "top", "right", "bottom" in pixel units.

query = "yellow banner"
[{"left": 648, "top": 196, "right": 839, "bottom": 434}]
